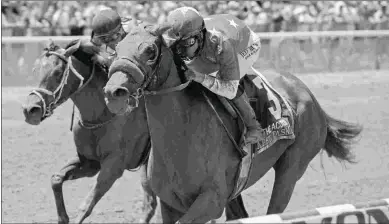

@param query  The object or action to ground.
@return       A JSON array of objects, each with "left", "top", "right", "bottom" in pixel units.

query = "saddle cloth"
[
  {"left": 228, "top": 68, "right": 296, "bottom": 200},
  {"left": 243, "top": 68, "right": 296, "bottom": 155}
]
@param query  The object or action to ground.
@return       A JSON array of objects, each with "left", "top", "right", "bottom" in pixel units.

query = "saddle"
[{"left": 209, "top": 69, "right": 296, "bottom": 200}]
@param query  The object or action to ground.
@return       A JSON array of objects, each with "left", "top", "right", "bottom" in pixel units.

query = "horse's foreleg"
[
  {"left": 139, "top": 164, "right": 157, "bottom": 223},
  {"left": 74, "top": 154, "right": 124, "bottom": 224},
  {"left": 176, "top": 188, "right": 226, "bottom": 224},
  {"left": 51, "top": 157, "right": 100, "bottom": 224},
  {"left": 225, "top": 195, "right": 249, "bottom": 221},
  {"left": 160, "top": 198, "right": 184, "bottom": 223}
]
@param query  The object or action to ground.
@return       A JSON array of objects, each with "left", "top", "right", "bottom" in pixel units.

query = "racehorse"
[
  {"left": 21, "top": 40, "right": 245, "bottom": 223},
  {"left": 21, "top": 40, "right": 154, "bottom": 224},
  {"left": 102, "top": 21, "right": 363, "bottom": 223}
]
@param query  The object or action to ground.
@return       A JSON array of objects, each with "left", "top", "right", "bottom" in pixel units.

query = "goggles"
[
  {"left": 174, "top": 32, "right": 203, "bottom": 61},
  {"left": 175, "top": 37, "right": 197, "bottom": 60},
  {"left": 178, "top": 36, "right": 197, "bottom": 48},
  {"left": 98, "top": 32, "right": 121, "bottom": 44},
  {"left": 92, "top": 32, "right": 121, "bottom": 45},
  {"left": 91, "top": 32, "right": 120, "bottom": 56}
]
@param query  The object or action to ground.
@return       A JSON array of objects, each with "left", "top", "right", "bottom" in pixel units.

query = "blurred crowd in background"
[{"left": 2, "top": 0, "right": 389, "bottom": 36}]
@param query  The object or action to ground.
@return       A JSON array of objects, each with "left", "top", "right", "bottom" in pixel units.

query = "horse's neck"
[
  {"left": 150, "top": 47, "right": 184, "bottom": 90},
  {"left": 71, "top": 62, "right": 113, "bottom": 123}
]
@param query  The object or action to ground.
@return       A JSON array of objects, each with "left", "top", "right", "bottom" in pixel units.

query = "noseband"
[{"left": 29, "top": 50, "right": 95, "bottom": 120}]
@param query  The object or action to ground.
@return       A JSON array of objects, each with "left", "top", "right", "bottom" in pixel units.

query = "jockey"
[
  {"left": 79, "top": 8, "right": 141, "bottom": 66},
  {"left": 163, "top": 7, "right": 262, "bottom": 145}
]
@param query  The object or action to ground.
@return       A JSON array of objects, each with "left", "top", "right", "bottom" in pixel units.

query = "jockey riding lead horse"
[{"left": 164, "top": 7, "right": 263, "bottom": 147}]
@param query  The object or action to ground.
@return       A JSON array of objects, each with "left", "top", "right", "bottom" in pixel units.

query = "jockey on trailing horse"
[
  {"left": 79, "top": 8, "right": 141, "bottom": 67},
  {"left": 164, "top": 6, "right": 263, "bottom": 145}
]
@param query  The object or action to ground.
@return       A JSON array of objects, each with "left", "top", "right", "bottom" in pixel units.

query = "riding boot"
[{"left": 231, "top": 91, "right": 263, "bottom": 145}]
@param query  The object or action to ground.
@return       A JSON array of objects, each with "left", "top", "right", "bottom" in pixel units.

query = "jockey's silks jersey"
[{"left": 185, "top": 14, "right": 261, "bottom": 82}]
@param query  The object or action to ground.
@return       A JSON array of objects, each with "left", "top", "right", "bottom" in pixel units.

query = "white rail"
[{"left": 2, "top": 30, "right": 389, "bottom": 44}]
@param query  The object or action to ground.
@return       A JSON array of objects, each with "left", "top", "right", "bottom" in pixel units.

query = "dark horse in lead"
[{"left": 103, "top": 19, "right": 363, "bottom": 223}]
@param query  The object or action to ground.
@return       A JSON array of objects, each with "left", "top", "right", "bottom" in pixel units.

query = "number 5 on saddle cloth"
[{"left": 211, "top": 69, "right": 296, "bottom": 200}]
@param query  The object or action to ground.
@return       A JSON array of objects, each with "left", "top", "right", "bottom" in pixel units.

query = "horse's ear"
[
  {"left": 64, "top": 39, "right": 81, "bottom": 57},
  {"left": 149, "top": 22, "right": 173, "bottom": 36},
  {"left": 47, "top": 39, "right": 55, "bottom": 50}
]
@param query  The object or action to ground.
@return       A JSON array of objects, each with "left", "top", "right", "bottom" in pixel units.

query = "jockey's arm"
[{"left": 200, "top": 39, "right": 240, "bottom": 100}]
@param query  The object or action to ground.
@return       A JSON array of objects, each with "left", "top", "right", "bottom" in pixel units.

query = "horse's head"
[
  {"left": 22, "top": 40, "right": 95, "bottom": 125},
  {"left": 103, "top": 23, "right": 180, "bottom": 114}
]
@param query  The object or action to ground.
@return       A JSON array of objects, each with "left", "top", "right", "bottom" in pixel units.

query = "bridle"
[
  {"left": 114, "top": 41, "right": 164, "bottom": 109},
  {"left": 29, "top": 50, "right": 95, "bottom": 121}
]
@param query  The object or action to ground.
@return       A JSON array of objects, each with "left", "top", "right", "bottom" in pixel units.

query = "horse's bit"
[{"left": 29, "top": 51, "right": 94, "bottom": 120}]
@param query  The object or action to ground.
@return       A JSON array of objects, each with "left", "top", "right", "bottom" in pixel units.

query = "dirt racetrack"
[{"left": 2, "top": 69, "right": 389, "bottom": 223}]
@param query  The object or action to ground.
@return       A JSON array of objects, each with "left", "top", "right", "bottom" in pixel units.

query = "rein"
[{"left": 142, "top": 81, "right": 191, "bottom": 95}]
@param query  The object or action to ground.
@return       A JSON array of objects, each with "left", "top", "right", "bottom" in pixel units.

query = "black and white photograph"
[{"left": 2, "top": 0, "right": 389, "bottom": 223}]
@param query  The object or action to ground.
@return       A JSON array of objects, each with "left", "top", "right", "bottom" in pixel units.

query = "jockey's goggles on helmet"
[
  {"left": 178, "top": 36, "right": 197, "bottom": 48},
  {"left": 91, "top": 32, "right": 120, "bottom": 56},
  {"left": 95, "top": 32, "right": 121, "bottom": 45},
  {"left": 175, "top": 32, "right": 203, "bottom": 61}
]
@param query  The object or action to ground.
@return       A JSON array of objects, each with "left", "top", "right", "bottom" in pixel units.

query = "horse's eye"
[{"left": 147, "top": 43, "right": 159, "bottom": 64}]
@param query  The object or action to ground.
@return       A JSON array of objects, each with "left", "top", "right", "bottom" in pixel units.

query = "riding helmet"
[{"left": 91, "top": 8, "right": 122, "bottom": 38}]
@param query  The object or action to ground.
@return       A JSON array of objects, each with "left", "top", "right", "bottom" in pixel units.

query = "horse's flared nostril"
[
  {"left": 23, "top": 105, "right": 42, "bottom": 118},
  {"left": 28, "top": 106, "right": 42, "bottom": 115},
  {"left": 113, "top": 87, "right": 130, "bottom": 98},
  {"left": 22, "top": 105, "right": 43, "bottom": 125}
]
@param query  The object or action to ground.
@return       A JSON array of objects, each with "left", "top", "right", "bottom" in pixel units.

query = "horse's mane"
[{"left": 65, "top": 40, "right": 95, "bottom": 65}]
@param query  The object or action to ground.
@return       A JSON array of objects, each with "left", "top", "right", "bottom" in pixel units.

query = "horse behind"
[
  {"left": 103, "top": 22, "right": 363, "bottom": 223},
  {"left": 21, "top": 40, "right": 154, "bottom": 224}
]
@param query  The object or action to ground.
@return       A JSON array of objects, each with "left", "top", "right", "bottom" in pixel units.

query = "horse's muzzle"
[
  {"left": 22, "top": 104, "right": 43, "bottom": 125},
  {"left": 103, "top": 85, "right": 134, "bottom": 114}
]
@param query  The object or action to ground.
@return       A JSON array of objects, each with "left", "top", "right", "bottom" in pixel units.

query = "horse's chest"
[
  {"left": 74, "top": 120, "right": 125, "bottom": 161},
  {"left": 150, "top": 172, "right": 203, "bottom": 212},
  {"left": 148, "top": 152, "right": 207, "bottom": 211}
]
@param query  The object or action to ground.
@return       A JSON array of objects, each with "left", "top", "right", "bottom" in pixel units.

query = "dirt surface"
[{"left": 2, "top": 70, "right": 389, "bottom": 223}]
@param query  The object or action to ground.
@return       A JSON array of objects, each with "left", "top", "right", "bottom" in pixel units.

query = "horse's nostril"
[
  {"left": 113, "top": 88, "right": 129, "bottom": 98},
  {"left": 28, "top": 106, "right": 42, "bottom": 115}
]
